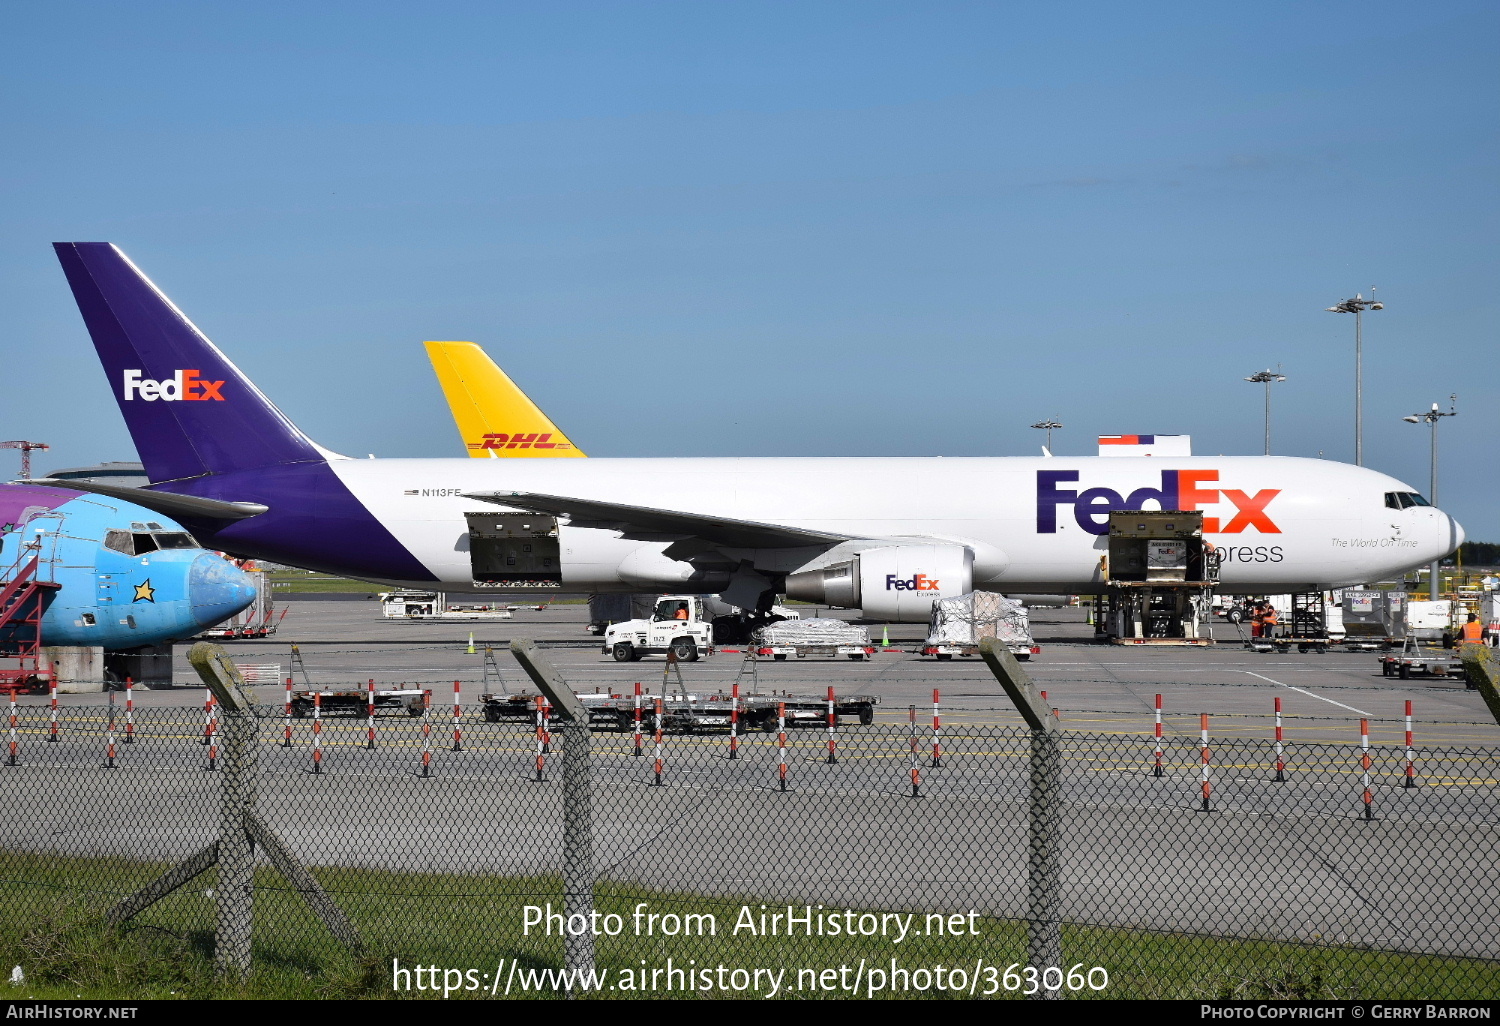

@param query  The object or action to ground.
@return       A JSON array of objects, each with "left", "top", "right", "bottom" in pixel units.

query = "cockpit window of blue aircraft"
[{"left": 104, "top": 529, "right": 195, "bottom": 555}]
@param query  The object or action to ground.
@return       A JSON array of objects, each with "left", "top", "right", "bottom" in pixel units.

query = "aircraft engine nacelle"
[{"left": 785, "top": 543, "right": 974, "bottom": 622}]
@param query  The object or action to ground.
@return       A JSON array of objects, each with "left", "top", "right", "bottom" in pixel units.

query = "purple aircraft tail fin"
[{"left": 53, "top": 243, "right": 327, "bottom": 484}]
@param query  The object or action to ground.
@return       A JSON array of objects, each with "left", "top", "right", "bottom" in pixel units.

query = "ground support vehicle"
[
  {"left": 757, "top": 642, "right": 875, "bottom": 661},
  {"left": 291, "top": 687, "right": 430, "bottom": 717},
  {"left": 603, "top": 595, "right": 715, "bottom": 662},
  {"left": 481, "top": 689, "right": 879, "bottom": 731},
  {"left": 920, "top": 641, "right": 1039, "bottom": 660},
  {"left": 378, "top": 589, "right": 514, "bottom": 621},
  {"left": 1379, "top": 638, "right": 1466, "bottom": 680},
  {"left": 480, "top": 690, "right": 623, "bottom": 728}
]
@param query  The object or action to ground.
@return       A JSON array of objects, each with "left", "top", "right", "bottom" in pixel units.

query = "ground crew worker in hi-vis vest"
[
  {"left": 1261, "top": 602, "right": 1279, "bottom": 638},
  {"left": 1459, "top": 614, "right": 1484, "bottom": 646}
]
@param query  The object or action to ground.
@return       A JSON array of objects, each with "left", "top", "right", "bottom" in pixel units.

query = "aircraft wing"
[
  {"left": 30, "top": 479, "right": 268, "bottom": 521},
  {"left": 462, "top": 490, "right": 851, "bottom": 550}
]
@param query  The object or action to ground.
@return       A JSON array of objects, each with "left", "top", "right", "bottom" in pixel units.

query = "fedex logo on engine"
[
  {"left": 122, "top": 369, "right": 225, "bottom": 402},
  {"left": 1037, "top": 470, "right": 1280, "bottom": 536},
  {"left": 887, "top": 574, "right": 940, "bottom": 591}
]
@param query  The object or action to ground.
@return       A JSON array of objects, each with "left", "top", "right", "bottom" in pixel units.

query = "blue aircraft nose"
[{"left": 188, "top": 552, "right": 257, "bottom": 627}]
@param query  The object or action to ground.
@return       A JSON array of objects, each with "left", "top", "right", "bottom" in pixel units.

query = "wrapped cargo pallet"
[
  {"left": 925, "top": 592, "right": 1034, "bottom": 653},
  {"left": 755, "top": 618, "right": 870, "bottom": 647}
]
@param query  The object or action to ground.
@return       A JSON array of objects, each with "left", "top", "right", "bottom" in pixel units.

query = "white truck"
[
  {"left": 378, "top": 589, "right": 514, "bottom": 621},
  {"left": 603, "top": 595, "right": 715, "bottom": 662}
]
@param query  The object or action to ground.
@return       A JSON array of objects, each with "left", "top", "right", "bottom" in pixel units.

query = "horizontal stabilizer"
[
  {"left": 30, "top": 479, "right": 267, "bottom": 521},
  {"left": 462, "top": 490, "right": 849, "bottom": 550}
]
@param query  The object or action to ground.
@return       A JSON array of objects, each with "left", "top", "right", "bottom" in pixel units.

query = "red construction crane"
[{"left": 0, "top": 441, "right": 49, "bottom": 481}]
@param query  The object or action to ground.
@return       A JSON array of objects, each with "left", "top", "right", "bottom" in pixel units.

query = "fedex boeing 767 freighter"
[{"left": 45, "top": 243, "right": 1463, "bottom": 623}]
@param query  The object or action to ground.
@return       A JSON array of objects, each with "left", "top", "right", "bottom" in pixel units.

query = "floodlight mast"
[
  {"left": 1030, "top": 419, "right": 1063, "bottom": 453},
  {"left": 1243, "top": 369, "right": 1286, "bottom": 456},
  {"left": 1403, "top": 396, "right": 1457, "bottom": 600},
  {"left": 1326, "top": 291, "right": 1383, "bottom": 466}
]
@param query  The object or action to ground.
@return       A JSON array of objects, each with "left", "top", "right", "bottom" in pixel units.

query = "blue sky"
[{"left": 3, "top": 1, "right": 1495, "bottom": 539}]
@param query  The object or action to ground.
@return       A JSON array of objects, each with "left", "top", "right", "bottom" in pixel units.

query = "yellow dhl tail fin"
[{"left": 424, "top": 341, "right": 587, "bottom": 458}]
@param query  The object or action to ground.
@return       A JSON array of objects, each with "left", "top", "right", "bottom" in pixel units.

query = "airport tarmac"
[
  {"left": 24, "top": 598, "right": 1499, "bottom": 748},
  {"left": 7, "top": 598, "right": 1498, "bottom": 964}
]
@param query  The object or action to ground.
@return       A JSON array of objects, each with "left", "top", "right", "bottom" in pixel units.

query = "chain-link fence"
[{"left": 3, "top": 683, "right": 1498, "bottom": 999}]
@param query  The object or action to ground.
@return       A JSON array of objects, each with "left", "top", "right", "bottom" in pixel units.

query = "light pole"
[
  {"left": 1030, "top": 419, "right": 1062, "bottom": 453},
  {"left": 1326, "top": 291, "right": 1383, "bottom": 466},
  {"left": 1403, "top": 395, "right": 1457, "bottom": 600},
  {"left": 1243, "top": 369, "right": 1286, "bottom": 456}
]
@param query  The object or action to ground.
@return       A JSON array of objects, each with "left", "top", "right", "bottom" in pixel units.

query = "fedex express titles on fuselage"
[
  {"left": 50, "top": 242, "right": 1462, "bottom": 618},
  {"left": 294, "top": 454, "right": 1453, "bottom": 598}
]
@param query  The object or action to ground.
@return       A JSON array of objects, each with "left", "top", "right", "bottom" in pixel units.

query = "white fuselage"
[{"left": 320, "top": 454, "right": 1461, "bottom": 595}]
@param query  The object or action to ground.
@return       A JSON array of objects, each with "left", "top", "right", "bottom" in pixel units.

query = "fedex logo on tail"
[
  {"left": 1037, "top": 470, "right": 1280, "bottom": 536},
  {"left": 122, "top": 369, "right": 225, "bottom": 402}
]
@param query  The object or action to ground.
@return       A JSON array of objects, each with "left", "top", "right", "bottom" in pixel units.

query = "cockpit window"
[
  {"left": 1385, "top": 492, "right": 1431, "bottom": 510},
  {"left": 104, "top": 529, "right": 195, "bottom": 555}
]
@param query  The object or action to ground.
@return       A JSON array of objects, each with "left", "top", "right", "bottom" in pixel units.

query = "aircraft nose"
[
  {"left": 1448, "top": 512, "right": 1466, "bottom": 553},
  {"left": 188, "top": 552, "right": 257, "bottom": 626}
]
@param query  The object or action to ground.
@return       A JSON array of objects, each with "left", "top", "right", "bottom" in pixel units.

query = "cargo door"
[{"left": 465, "top": 513, "right": 562, "bottom": 587}]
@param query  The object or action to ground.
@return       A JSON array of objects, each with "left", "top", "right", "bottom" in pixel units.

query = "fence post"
[
  {"left": 509, "top": 639, "right": 597, "bottom": 992},
  {"left": 107, "top": 644, "right": 361, "bottom": 967},
  {"left": 979, "top": 638, "right": 1062, "bottom": 1000},
  {"left": 192, "top": 647, "right": 259, "bottom": 979},
  {"left": 559, "top": 717, "right": 595, "bottom": 989}
]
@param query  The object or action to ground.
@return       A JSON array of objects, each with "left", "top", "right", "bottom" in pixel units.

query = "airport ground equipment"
[
  {"left": 378, "top": 588, "right": 514, "bottom": 621},
  {"left": 0, "top": 554, "right": 60, "bottom": 692},
  {"left": 1406, "top": 599, "right": 1460, "bottom": 642},
  {"left": 603, "top": 595, "right": 715, "bottom": 662},
  {"left": 921, "top": 590, "right": 1038, "bottom": 660},
  {"left": 1330, "top": 588, "right": 1404, "bottom": 650},
  {"left": 290, "top": 686, "right": 429, "bottom": 717},
  {"left": 1099, "top": 511, "right": 1218, "bottom": 646},
  {"left": 201, "top": 565, "right": 281, "bottom": 638},
  {"left": 1261, "top": 592, "right": 1333, "bottom": 654},
  {"left": 480, "top": 687, "right": 878, "bottom": 732},
  {"left": 1380, "top": 637, "right": 1466, "bottom": 680},
  {"left": 754, "top": 617, "right": 872, "bottom": 660},
  {"left": 586, "top": 593, "right": 655, "bottom": 635}
]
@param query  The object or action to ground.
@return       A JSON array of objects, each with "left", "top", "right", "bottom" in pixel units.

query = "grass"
[
  {"left": 266, "top": 571, "right": 588, "bottom": 602},
  {"left": 269, "top": 571, "right": 387, "bottom": 594},
  {"left": 3, "top": 854, "right": 1498, "bottom": 1001}
]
